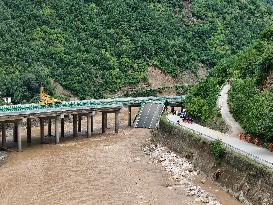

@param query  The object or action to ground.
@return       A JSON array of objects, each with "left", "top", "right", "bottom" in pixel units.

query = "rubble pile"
[{"left": 143, "top": 143, "right": 221, "bottom": 205}]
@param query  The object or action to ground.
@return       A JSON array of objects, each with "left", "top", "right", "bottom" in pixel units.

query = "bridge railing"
[
  {"left": 166, "top": 116, "right": 273, "bottom": 169},
  {"left": 0, "top": 96, "right": 184, "bottom": 113}
]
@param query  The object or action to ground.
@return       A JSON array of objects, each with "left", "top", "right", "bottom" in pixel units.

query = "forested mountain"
[
  {"left": 0, "top": 0, "right": 272, "bottom": 103},
  {"left": 186, "top": 25, "right": 273, "bottom": 142}
]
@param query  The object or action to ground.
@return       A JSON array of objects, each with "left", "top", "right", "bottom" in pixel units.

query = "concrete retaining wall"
[{"left": 152, "top": 117, "right": 273, "bottom": 205}]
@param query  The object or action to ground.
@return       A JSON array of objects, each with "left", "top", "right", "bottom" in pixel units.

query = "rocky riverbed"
[{"left": 143, "top": 142, "right": 221, "bottom": 205}]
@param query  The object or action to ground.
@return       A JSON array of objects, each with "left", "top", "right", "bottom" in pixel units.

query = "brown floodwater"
[{"left": 0, "top": 109, "right": 241, "bottom": 205}]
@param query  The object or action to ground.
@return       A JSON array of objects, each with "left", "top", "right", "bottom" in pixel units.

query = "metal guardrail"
[
  {"left": 166, "top": 117, "right": 273, "bottom": 169},
  {"left": 0, "top": 96, "right": 184, "bottom": 113}
]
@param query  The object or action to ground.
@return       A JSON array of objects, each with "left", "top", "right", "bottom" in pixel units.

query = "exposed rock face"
[
  {"left": 51, "top": 80, "right": 78, "bottom": 101},
  {"left": 147, "top": 66, "right": 176, "bottom": 89}
]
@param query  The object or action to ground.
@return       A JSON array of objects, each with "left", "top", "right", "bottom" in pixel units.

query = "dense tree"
[{"left": 0, "top": 0, "right": 272, "bottom": 103}]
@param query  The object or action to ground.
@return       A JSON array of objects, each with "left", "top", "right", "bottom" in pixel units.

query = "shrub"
[{"left": 210, "top": 139, "right": 225, "bottom": 164}]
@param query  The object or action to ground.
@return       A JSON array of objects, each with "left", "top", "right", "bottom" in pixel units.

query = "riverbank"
[
  {"left": 152, "top": 115, "right": 273, "bottom": 205},
  {"left": 0, "top": 108, "right": 241, "bottom": 205}
]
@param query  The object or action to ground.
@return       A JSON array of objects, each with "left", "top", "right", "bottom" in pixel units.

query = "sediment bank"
[{"left": 152, "top": 117, "right": 273, "bottom": 205}]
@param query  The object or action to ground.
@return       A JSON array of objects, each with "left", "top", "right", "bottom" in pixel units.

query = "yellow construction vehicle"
[{"left": 39, "top": 86, "right": 61, "bottom": 106}]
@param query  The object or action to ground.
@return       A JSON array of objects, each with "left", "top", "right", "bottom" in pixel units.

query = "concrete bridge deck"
[{"left": 0, "top": 96, "right": 183, "bottom": 152}]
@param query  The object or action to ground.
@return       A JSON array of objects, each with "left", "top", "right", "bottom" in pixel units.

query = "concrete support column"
[
  {"left": 48, "top": 119, "right": 52, "bottom": 137},
  {"left": 87, "top": 113, "right": 92, "bottom": 138},
  {"left": 78, "top": 115, "right": 82, "bottom": 132},
  {"left": 27, "top": 118, "right": 31, "bottom": 144},
  {"left": 61, "top": 118, "right": 65, "bottom": 138},
  {"left": 91, "top": 113, "right": 94, "bottom": 133},
  {"left": 72, "top": 114, "right": 77, "bottom": 137},
  {"left": 115, "top": 111, "right": 120, "bottom": 134},
  {"left": 13, "top": 121, "right": 18, "bottom": 143},
  {"left": 1, "top": 122, "right": 7, "bottom": 149},
  {"left": 102, "top": 112, "right": 107, "bottom": 133},
  {"left": 17, "top": 120, "right": 22, "bottom": 152},
  {"left": 55, "top": 115, "right": 61, "bottom": 144},
  {"left": 128, "top": 106, "right": 132, "bottom": 126},
  {"left": 40, "top": 118, "right": 45, "bottom": 144},
  {"left": 105, "top": 113, "right": 107, "bottom": 129}
]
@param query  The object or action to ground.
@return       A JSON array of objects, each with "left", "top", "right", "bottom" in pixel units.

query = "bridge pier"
[
  {"left": 128, "top": 106, "right": 132, "bottom": 127},
  {"left": 102, "top": 112, "right": 107, "bottom": 133},
  {"left": 73, "top": 114, "right": 77, "bottom": 137},
  {"left": 91, "top": 113, "right": 94, "bottom": 133},
  {"left": 48, "top": 119, "right": 52, "bottom": 137},
  {"left": 78, "top": 115, "right": 82, "bottom": 132},
  {"left": 17, "top": 120, "right": 22, "bottom": 152},
  {"left": 61, "top": 117, "right": 65, "bottom": 138},
  {"left": 40, "top": 118, "right": 45, "bottom": 144},
  {"left": 105, "top": 113, "right": 107, "bottom": 129},
  {"left": 13, "top": 121, "right": 18, "bottom": 143},
  {"left": 87, "top": 113, "right": 92, "bottom": 138},
  {"left": 115, "top": 111, "right": 119, "bottom": 133},
  {"left": 27, "top": 118, "right": 31, "bottom": 144},
  {"left": 1, "top": 122, "right": 6, "bottom": 149},
  {"left": 0, "top": 102, "right": 126, "bottom": 151},
  {"left": 55, "top": 115, "right": 61, "bottom": 144}
]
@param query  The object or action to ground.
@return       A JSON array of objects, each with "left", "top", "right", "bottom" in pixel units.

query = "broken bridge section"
[{"left": 135, "top": 102, "right": 164, "bottom": 129}]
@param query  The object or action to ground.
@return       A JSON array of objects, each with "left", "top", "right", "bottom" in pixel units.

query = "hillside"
[
  {"left": 0, "top": 0, "right": 273, "bottom": 103},
  {"left": 186, "top": 25, "right": 273, "bottom": 142}
]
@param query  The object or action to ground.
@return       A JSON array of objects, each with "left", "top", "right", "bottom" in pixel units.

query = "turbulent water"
[{"left": 0, "top": 110, "right": 241, "bottom": 205}]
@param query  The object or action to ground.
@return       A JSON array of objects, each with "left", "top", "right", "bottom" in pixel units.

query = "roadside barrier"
[
  {"left": 166, "top": 116, "right": 273, "bottom": 169},
  {"left": 0, "top": 96, "right": 184, "bottom": 113}
]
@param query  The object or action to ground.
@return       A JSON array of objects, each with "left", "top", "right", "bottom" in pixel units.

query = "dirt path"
[{"left": 217, "top": 84, "right": 244, "bottom": 137}]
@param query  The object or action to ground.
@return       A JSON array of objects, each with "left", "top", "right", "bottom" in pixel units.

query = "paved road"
[
  {"left": 217, "top": 83, "right": 244, "bottom": 137},
  {"left": 167, "top": 114, "right": 273, "bottom": 168}
]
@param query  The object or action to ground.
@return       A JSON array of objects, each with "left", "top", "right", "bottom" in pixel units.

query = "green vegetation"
[
  {"left": 227, "top": 29, "right": 273, "bottom": 143},
  {"left": 186, "top": 23, "right": 273, "bottom": 142},
  {"left": 210, "top": 139, "right": 225, "bottom": 164},
  {"left": 0, "top": 0, "right": 273, "bottom": 103}
]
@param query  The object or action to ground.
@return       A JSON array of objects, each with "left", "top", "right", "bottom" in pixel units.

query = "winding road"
[
  {"left": 168, "top": 83, "right": 273, "bottom": 168},
  {"left": 217, "top": 83, "right": 244, "bottom": 137}
]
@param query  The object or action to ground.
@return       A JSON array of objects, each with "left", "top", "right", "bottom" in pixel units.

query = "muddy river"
[{"left": 0, "top": 109, "right": 241, "bottom": 205}]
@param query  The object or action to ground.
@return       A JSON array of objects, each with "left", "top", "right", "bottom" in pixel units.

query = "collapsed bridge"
[{"left": 0, "top": 96, "right": 183, "bottom": 152}]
